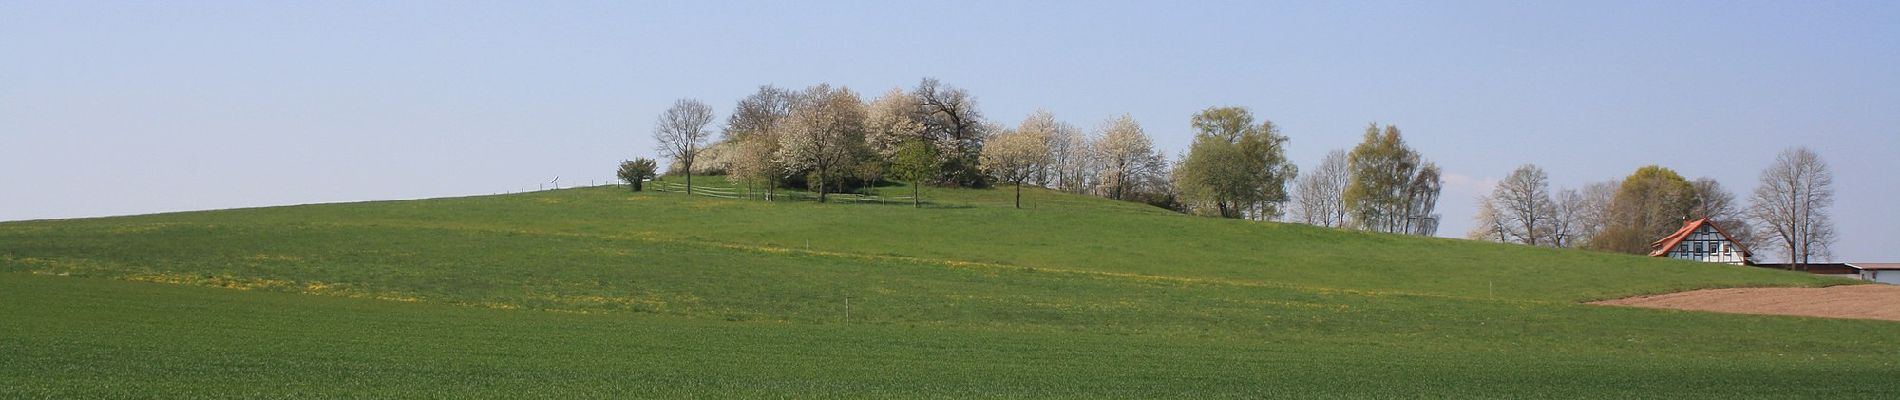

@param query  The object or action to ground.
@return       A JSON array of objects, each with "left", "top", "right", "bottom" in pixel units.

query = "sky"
[{"left": 4, "top": 1, "right": 1897, "bottom": 261}]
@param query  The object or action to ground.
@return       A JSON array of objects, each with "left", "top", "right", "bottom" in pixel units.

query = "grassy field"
[{"left": 3, "top": 177, "right": 1895, "bottom": 398}]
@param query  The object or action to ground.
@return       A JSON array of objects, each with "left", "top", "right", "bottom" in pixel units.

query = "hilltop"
[{"left": 2, "top": 179, "right": 1894, "bottom": 398}]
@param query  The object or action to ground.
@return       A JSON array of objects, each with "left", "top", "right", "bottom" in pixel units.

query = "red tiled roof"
[{"left": 1647, "top": 218, "right": 1753, "bottom": 258}]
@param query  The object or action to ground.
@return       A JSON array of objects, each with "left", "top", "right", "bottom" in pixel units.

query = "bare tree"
[
  {"left": 654, "top": 98, "right": 717, "bottom": 195},
  {"left": 1493, "top": 164, "right": 1555, "bottom": 245},
  {"left": 911, "top": 78, "right": 988, "bottom": 187},
  {"left": 723, "top": 86, "right": 797, "bottom": 199},
  {"left": 1291, "top": 150, "right": 1350, "bottom": 227},
  {"left": 724, "top": 86, "right": 795, "bottom": 142},
  {"left": 1571, "top": 180, "right": 1620, "bottom": 248},
  {"left": 778, "top": 84, "right": 866, "bottom": 203},
  {"left": 1690, "top": 177, "right": 1758, "bottom": 249},
  {"left": 1550, "top": 188, "right": 1583, "bottom": 248},
  {"left": 1749, "top": 147, "right": 1836, "bottom": 268}
]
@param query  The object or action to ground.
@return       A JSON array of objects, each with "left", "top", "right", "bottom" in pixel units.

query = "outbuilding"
[{"left": 1848, "top": 263, "right": 1900, "bottom": 284}]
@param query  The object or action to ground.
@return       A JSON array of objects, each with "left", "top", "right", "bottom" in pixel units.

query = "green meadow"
[{"left": 3, "top": 178, "right": 1894, "bottom": 398}]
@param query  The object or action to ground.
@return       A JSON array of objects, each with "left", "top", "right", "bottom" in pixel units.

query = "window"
[{"left": 1694, "top": 242, "right": 1704, "bottom": 253}]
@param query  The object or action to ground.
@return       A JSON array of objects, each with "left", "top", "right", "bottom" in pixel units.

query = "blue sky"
[{"left": 4, "top": 1, "right": 1896, "bottom": 261}]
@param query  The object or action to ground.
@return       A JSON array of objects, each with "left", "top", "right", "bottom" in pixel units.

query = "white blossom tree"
[
  {"left": 863, "top": 88, "right": 922, "bottom": 162},
  {"left": 981, "top": 125, "right": 1052, "bottom": 209},
  {"left": 1094, "top": 114, "right": 1159, "bottom": 202},
  {"left": 778, "top": 84, "right": 866, "bottom": 203},
  {"left": 1045, "top": 121, "right": 1096, "bottom": 194}
]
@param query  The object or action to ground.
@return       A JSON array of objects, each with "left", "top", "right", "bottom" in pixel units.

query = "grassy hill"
[{"left": 3, "top": 177, "right": 1894, "bottom": 398}]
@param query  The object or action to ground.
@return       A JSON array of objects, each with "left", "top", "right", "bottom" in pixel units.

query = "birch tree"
[
  {"left": 653, "top": 98, "right": 716, "bottom": 195},
  {"left": 1749, "top": 147, "right": 1835, "bottom": 268},
  {"left": 1291, "top": 149, "right": 1350, "bottom": 227},
  {"left": 778, "top": 84, "right": 866, "bottom": 203},
  {"left": 1344, "top": 124, "right": 1441, "bottom": 234}
]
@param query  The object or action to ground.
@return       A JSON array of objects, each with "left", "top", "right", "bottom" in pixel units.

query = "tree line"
[
  {"left": 620, "top": 77, "right": 1445, "bottom": 235},
  {"left": 1469, "top": 147, "right": 1836, "bottom": 267}
]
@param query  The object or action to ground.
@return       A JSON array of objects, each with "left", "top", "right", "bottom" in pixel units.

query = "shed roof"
[{"left": 1848, "top": 263, "right": 1900, "bottom": 271}]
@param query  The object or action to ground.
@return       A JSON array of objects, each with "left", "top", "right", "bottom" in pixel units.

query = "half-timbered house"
[{"left": 1648, "top": 218, "right": 1752, "bottom": 265}]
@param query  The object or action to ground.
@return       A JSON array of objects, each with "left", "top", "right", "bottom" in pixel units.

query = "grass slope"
[{"left": 2, "top": 178, "right": 1893, "bottom": 398}]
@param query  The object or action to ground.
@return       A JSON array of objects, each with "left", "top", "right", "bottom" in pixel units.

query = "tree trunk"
[
  {"left": 685, "top": 171, "right": 693, "bottom": 196},
  {"left": 913, "top": 180, "right": 922, "bottom": 208},
  {"left": 1015, "top": 181, "right": 1023, "bottom": 209},
  {"left": 818, "top": 169, "right": 828, "bottom": 203}
]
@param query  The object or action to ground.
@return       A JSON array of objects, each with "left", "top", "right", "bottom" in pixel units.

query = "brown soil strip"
[{"left": 1591, "top": 284, "right": 1900, "bottom": 322}]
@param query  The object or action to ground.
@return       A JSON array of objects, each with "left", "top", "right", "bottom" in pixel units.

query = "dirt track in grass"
[{"left": 1592, "top": 284, "right": 1900, "bottom": 322}]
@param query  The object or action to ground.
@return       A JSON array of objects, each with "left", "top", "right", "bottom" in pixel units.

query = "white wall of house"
[{"left": 1664, "top": 226, "right": 1748, "bottom": 264}]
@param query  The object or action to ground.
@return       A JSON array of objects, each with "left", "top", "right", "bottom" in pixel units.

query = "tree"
[
  {"left": 889, "top": 139, "right": 940, "bottom": 208},
  {"left": 727, "top": 135, "right": 783, "bottom": 200},
  {"left": 1468, "top": 193, "right": 1509, "bottom": 242},
  {"left": 1690, "top": 177, "right": 1758, "bottom": 250},
  {"left": 1175, "top": 107, "right": 1298, "bottom": 219},
  {"left": 778, "top": 84, "right": 867, "bottom": 203},
  {"left": 1550, "top": 188, "right": 1584, "bottom": 248},
  {"left": 1344, "top": 124, "right": 1441, "bottom": 234},
  {"left": 653, "top": 98, "right": 717, "bottom": 195},
  {"left": 1013, "top": 110, "right": 1066, "bottom": 188},
  {"left": 1094, "top": 114, "right": 1159, "bottom": 201},
  {"left": 1590, "top": 166, "right": 1698, "bottom": 254},
  {"left": 863, "top": 88, "right": 923, "bottom": 162},
  {"left": 1044, "top": 117, "right": 1094, "bottom": 194},
  {"left": 1291, "top": 149, "right": 1351, "bottom": 227},
  {"left": 1571, "top": 180, "right": 1620, "bottom": 248},
  {"left": 981, "top": 124, "right": 1052, "bottom": 209},
  {"left": 1749, "top": 147, "right": 1835, "bottom": 268},
  {"left": 616, "top": 158, "right": 658, "bottom": 192},
  {"left": 911, "top": 78, "right": 988, "bottom": 187},
  {"left": 723, "top": 86, "right": 797, "bottom": 200},
  {"left": 1493, "top": 164, "right": 1556, "bottom": 245}
]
